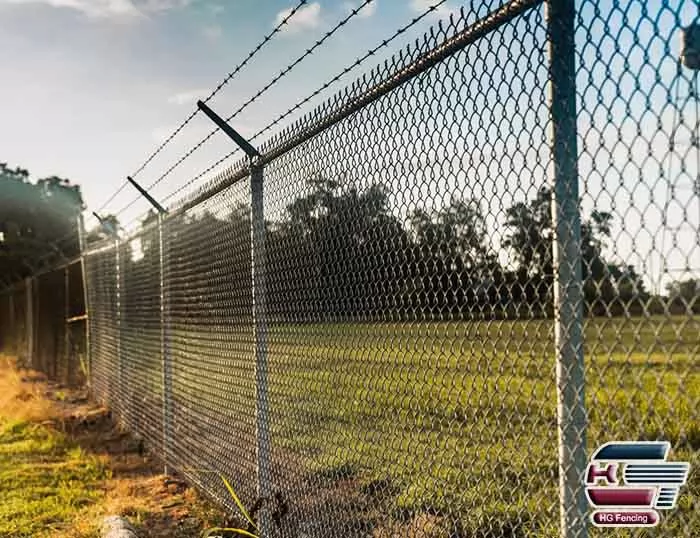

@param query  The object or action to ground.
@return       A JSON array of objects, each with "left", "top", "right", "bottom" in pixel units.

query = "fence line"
[
  {"left": 0, "top": 260, "right": 86, "bottom": 388},
  {"left": 2, "top": 1, "right": 699, "bottom": 536}
]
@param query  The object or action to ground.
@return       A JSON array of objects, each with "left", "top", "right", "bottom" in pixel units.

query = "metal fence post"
[
  {"left": 251, "top": 161, "right": 272, "bottom": 536},
  {"left": 196, "top": 100, "right": 272, "bottom": 534},
  {"left": 115, "top": 237, "right": 122, "bottom": 411},
  {"left": 159, "top": 213, "right": 172, "bottom": 476},
  {"left": 78, "top": 215, "right": 91, "bottom": 391},
  {"left": 547, "top": 1, "right": 588, "bottom": 537},
  {"left": 25, "top": 277, "right": 33, "bottom": 368}
]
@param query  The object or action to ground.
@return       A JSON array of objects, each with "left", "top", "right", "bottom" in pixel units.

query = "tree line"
[
  {"left": 122, "top": 175, "right": 698, "bottom": 322},
  {"left": 0, "top": 163, "right": 83, "bottom": 283},
  {"left": 2, "top": 163, "right": 697, "bottom": 318}
]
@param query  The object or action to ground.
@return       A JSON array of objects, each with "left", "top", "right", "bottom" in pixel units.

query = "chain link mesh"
[
  {"left": 1, "top": 0, "right": 699, "bottom": 536},
  {"left": 0, "top": 263, "right": 86, "bottom": 386},
  {"left": 0, "top": 281, "right": 28, "bottom": 361}
]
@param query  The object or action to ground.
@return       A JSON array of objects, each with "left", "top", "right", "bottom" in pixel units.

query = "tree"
[
  {"left": 666, "top": 279, "right": 700, "bottom": 313},
  {"left": 503, "top": 185, "right": 645, "bottom": 316},
  {"left": 266, "top": 176, "right": 412, "bottom": 320},
  {"left": 164, "top": 206, "right": 252, "bottom": 326},
  {"left": 0, "top": 163, "right": 84, "bottom": 283},
  {"left": 502, "top": 187, "right": 555, "bottom": 313},
  {"left": 409, "top": 199, "right": 499, "bottom": 316},
  {"left": 603, "top": 264, "right": 650, "bottom": 316},
  {"left": 503, "top": 187, "right": 553, "bottom": 278}
]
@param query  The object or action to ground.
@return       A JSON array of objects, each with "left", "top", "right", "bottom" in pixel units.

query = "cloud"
[
  {"left": 0, "top": 0, "right": 194, "bottom": 19},
  {"left": 202, "top": 23, "right": 222, "bottom": 40},
  {"left": 141, "top": 0, "right": 192, "bottom": 10},
  {"left": 275, "top": 2, "right": 321, "bottom": 35},
  {"left": 344, "top": 0, "right": 376, "bottom": 18},
  {"left": 409, "top": 0, "right": 459, "bottom": 19},
  {"left": 0, "top": 0, "right": 140, "bottom": 18},
  {"left": 167, "top": 88, "right": 207, "bottom": 105}
]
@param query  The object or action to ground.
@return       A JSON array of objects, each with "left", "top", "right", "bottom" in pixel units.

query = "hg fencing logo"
[{"left": 585, "top": 441, "right": 690, "bottom": 528}]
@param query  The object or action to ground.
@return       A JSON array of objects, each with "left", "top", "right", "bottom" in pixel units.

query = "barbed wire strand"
[
  {"left": 160, "top": 0, "right": 452, "bottom": 207},
  {"left": 133, "top": 0, "right": 378, "bottom": 199},
  {"left": 93, "top": 0, "right": 310, "bottom": 216}
]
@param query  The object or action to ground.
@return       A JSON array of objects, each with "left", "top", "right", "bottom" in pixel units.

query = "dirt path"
[{"left": 0, "top": 356, "right": 226, "bottom": 538}]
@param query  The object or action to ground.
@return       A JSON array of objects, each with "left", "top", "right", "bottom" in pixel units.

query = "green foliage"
[
  {"left": 0, "top": 162, "right": 84, "bottom": 283},
  {"left": 666, "top": 278, "right": 700, "bottom": 313},
  {"left": 142, "top": 177, "right": 657, "bottom": 320}
]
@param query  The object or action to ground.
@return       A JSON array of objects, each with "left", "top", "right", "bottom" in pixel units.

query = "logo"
[{"left": 585, "top": 441, "right": 690, "bottom": 528}]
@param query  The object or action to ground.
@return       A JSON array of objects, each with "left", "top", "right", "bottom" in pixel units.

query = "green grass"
[
  {"left": 149, "top": 316, "right": 699, "bottom": 535},
  {"left": 0, "top": 418, "right": 107, "bottom": 537},
  {"left": 261, "top": 316, "right": 699, "bottom": 536}
]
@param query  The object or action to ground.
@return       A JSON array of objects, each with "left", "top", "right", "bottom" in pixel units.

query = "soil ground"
[{"left": 0, "top": 355, "right": 228, "bottom": 538}]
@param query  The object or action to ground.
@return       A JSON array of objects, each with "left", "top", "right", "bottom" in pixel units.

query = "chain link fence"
[
  {"left": 2, "top": 0, "right": 699, "bottom": 536},
  {"left": 0, "top": 260, "right": 87, "bottom": 387},
  {"left": 0, "top": 279, "right": 28, "bottom": 361}
]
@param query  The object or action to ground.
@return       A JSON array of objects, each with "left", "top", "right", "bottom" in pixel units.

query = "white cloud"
[
  {"left": 202, "top": 24, "right": 222, "bottom": 40},
  {"left": 167, "top": 88, "right": 207, "bottom": 105},
  {"left": 409, "top": 0, "right": 459, "bottom": 19},
  {"left": 0, "top": 0, "right": 140, "bottom": 18},
  {"left": 142, "top": 0, "right": 192, "bottom": 10},
  {"left": 344, "top": 0, "right": 376, "bottom": 18},
  {"left": 275, "top": 2, "right": 321, "bottom": 35},
  {"left": 0, "top": 0, "right": 194, "bottom": 19}
]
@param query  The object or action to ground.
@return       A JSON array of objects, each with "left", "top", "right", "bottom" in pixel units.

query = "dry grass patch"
[{"left": 0, "top": 356, "right": 225, "bottom": 538}]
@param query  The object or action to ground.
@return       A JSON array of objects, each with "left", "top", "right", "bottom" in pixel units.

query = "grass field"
[
  {"left": 261, "top": 315, "right": 699, "bottom": 536},
  {"left": 106, "top": 315, "right": 699, "bottom": 536},
  {"left": 0, "top": 419, "right": 107, "bottom": 537},
  {"left": 0, "top": 361, "right": 106, "bottom": 537}
]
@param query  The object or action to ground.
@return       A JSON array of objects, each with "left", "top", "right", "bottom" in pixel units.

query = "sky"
[
  {"left": 0, "top": 0, "right": 459, "bottom": 229},
  {"left": 1, "top": 0, "right": 698, "bottom": 292}
]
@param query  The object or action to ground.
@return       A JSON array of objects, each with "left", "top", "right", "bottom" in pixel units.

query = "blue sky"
[
  {"left": 0, "top": 0, "right": 458, "bottom": 227},
  {"left": 1, "top": 0, "right": 698, "bottom": 291}
]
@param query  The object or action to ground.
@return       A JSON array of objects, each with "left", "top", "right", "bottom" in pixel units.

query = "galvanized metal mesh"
[
  {"left": 2, "top": 0, "right": 699, "bottom": 536},
  {"left": 0, "top": 281, "right": 28, "bottom": 361},
  {"left": 85, "top": 245, "right": 119, "bottom": 407},
  {"left": 0, "top": 262, "right": 86, "bottom": 386}
]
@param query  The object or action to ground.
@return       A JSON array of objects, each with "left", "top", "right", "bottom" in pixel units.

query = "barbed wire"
[
  {"left": 93, "top": 0, "right": 310, "bottom": 216},
  {"left": 162, "top": 149, "right": 243, "bottom": 205},
  {"left": 94, "top": 182, "right": 130, "bottom": 215},
  {"left": 161, "top": 0, "right": 452, "bottom": 207},
  {"left": 96, "top": 0, "right": 442, "bottom": 223},
  {"left": 251, "top": 0, "right": 456, "bottom": 144},
  {"left": 7, "top": 0, "right": 456, "bottom": 264},
  {"left": 133, "top": 0, "right": 378, "bottom": 199}
]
